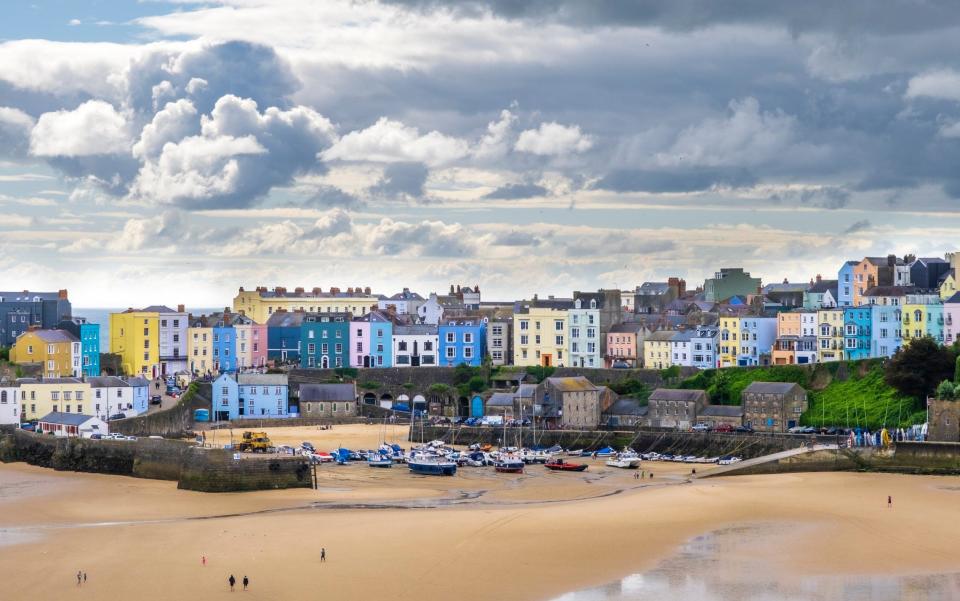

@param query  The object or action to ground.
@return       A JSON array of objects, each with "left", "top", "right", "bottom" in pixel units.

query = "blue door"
[{"left": 471, "top": 395, "right": 484, "bottom": 418}]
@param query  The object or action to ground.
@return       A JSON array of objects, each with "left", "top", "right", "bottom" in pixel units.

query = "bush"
[
  {"left": 0, "top": 347, "right": 9, "bottom": 362},
  {"left": 526, "top": 365, "right": 556, "bottom": 382},
  {"left": 359, "top": 381, "right": 381, "bottom": 390},
  {"left": 428, "top": 383, "right": 451, "bottom": 395},
  {"left": 467, "top": 375, "right": 487, "bottom": 393},
  {"left": 936, "top": 380, "right": 956, "bottom": 400},
  {"left": 334, "top": 367, "right": 358, "bottom": 380}
]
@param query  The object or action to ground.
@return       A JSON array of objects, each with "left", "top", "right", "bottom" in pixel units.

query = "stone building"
[
  {"left": 699, "top": 405, "right": 744, "bottom": 428},
  {"left": 602, "top": 398, "right": 647, "bottom": 428},
  {"left": 535, "top": 376, "right": 600, "bottom": 428},
  {"left": 928, "top": 398, "right": 960, "bottom": 442},
  {"left": 298, "top": 383, "right": 357, "bottom": 417},
  {"left": 646, "top": 388, "right": 708, "bottom": 429},
  {"left": 741, "top": 382, "right": 807, "bottom": 432}
]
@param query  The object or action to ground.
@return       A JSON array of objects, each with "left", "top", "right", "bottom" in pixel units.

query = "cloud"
[
  {"left": 905, "top": 69, "right": 960, "bottom": 102},
  {"left": 30, "top": 100, "right": 130, "bottom": 157},
  {"left": 368, "top": 162, "right": 429, "bottom": 199},
  {"left": 365, "top": 218, "right": 479, "bottom": 257},
  {"left": 302, "top": 185, "right": 363, "bottom": 209},
  {"left": 483, "top": 182, "right": 548, "bottom": 199},
  {"left": 473, "top": 109, "right": 517, "bottom": 161},
  {"left": 843, "top": 219, "right": 871, "bottom": 234},
  {"left": 940, "top": 121, "right": 960, "bottom": 138},
  {"left": 769, "top": 185, "right": 851, "bottom": 209},
  {"left": 0, "top": 107, "right": 35, "bottom": 158},
  {"left": 109, "top": 210, "right": 190, "bottom": 251},
  {"left": 593, "top": 168, "right": 756, "bottom": 193},
  {"left": 323, "top": 117, "right": 469, "bottom": 166},
  {"left": 515, "top": 122, "right": 593, "bottom": 156},
  {"left": 128, "top": 94, "right": 336, "bottom": 208},
  {"left": 132, "top": 98, "right": 200, "bottom": 159},
  {"left": 493, "top": 230, "right": 543, "bottom": 246}
]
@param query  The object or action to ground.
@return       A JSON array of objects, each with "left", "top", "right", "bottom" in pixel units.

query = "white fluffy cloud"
[
  {"left": 132, "top": 99, "right": 200, "bottom": 160},
  {"left": 473, "top": 109, "right": 517, "bottom": 161},
  {"left": 323, "top": 117, "right": 470, "bottom": 167},
  {"left": 30, "top": 101, "right": 131, "bottom": 157},
  {"left": 0, "top": 40, "right": 136, "bottom": 100},
  {"left": 109, "top": 210, "right": 190, "bottom": 251},
  {"left": 515, "top": 122, "right": 593, "bottom": 156},
  {"left": 906, "top": 69, "right": 960, "bottom": 102},
  {"left": 0, "top": 107, "right": 35, "bottom": 157}
]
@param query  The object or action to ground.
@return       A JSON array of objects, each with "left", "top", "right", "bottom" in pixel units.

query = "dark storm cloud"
[
  {"left": 483, "top": 183, "right": 549, "bottom": 200},
  {"left": 592, "top": 168, "right": 757, "bottom": 193},
  {"left": 843, "top": 220, "right": 872, "bottom": 234},
  {"left": 368, "top": 162, "right": 429, "bottom": 199},
  {"left": 382, "top": 0, "right": 960, "bottom": 35},
  {"left": 302, "top": 185, "right": 364, "bottom": 209}
]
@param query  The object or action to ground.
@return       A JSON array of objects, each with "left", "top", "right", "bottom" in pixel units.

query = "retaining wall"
[{"left": 111, "top": 383, "right": 211, "bottom": 438}]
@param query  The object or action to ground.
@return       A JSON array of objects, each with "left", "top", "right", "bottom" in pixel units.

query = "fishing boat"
[
  {"left": 545, "top": 458, "right": 588, "bottom": 472},
  {"left": 566, "top": 449, "right": 585, "bottom": 456},
  {"left": 605, "top": 450, "right": 642, "bottom": 469},
  {"left": 593, "top": 446, "right": 616, "bottom": 458},
  {"left": 368, "top": 455, "right": 393, "bottom": 468},
  {"left": 493, "top": 454, "right": 525, "bottom": 473},
  {"left": 407, "top": 454, "right": 457, "bottom": 476}
]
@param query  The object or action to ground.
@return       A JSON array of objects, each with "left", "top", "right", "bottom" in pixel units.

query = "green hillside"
[{"left": 675, "top": 360, "right": 925, "bottom": 429}]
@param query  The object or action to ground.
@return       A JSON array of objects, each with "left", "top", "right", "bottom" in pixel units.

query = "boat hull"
[
  {"left": 545, "top": 462, "right": 588, "bottom": 472},
  {"left": 494, "top": 465, "right": 524, "bottom": 473},
  {"left": 605, "top": 459, "right": 641, "bottom": 469},
  {"left": 408, "top": 461, "right": 457, "bottom": 476},
  {"left": 368, "top": 460, "right": 393, "bottom": 468}
]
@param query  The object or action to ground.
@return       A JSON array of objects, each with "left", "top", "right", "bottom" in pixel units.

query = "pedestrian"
[
  {"left": 228, "top": 574, "right": 236, "bottom": 591},
  {"left": 649, "top": 472, "right": 653, "bottom": 479},
  {"left": 77, "top": 571, "right": 82, "bottom": 586},
  {"left": 83, "top": 572, "right": 87, "bottom": 583},
  {"left": 888, "top": 495, "right": 892, "bottom": 508},
  {"left": 202, "top": 555, "right": 206, "bottom": 566},
  {"left": 243, "top": 575, "right": 249, "bottom": 591},
  {"left": 321, "top": 548, "right": 326, "bottom": 562},
  {"left": 691, "top": 468, "right": 696, "bottom": 475}
]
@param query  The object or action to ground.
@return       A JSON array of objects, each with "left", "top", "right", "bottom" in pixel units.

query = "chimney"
[
  {"left": 782, "top": 278, "right": 789, "bottom": 284},
  {"left": 295, "top": 287, "right": 304, "bottom": 294},
  {"left": 23, "top": 290, "right": 28, "bottom": 295},
  {"left": 58, "top": 289, "right": 68, "bottom": 300},
  {"left": 330, "top": 287, "right": 340, "bottom": 295},
  {"left": 456, "top": 285, "right": 461, "bottom": 293},
  {"left": 816, "top": 274, "right": 822, "bottom": 283},
  {"left": 239, "top": 286, "right": 244, "bottom": 292},
  {"left": 364, "top": 287, "right": 371, "bottom": 295},
  {"left": 887, "top": 254, "right": 896, "bottom": 267},
  {"left": 403, "top": 287, "right": 409, "bottom": 293},
  {"left": 449, "top": 285, "right": 455, "bottom": 294},
  {"left": 347, "top": 287, "right": 354, "bottom": 294},
  {"left": 312, "top": 287, "right": 321, "bottom": 295},
  {"left": 177, "top": 304, "right": 185, "bottom": 313}
]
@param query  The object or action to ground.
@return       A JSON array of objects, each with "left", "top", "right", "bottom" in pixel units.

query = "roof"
[
  {"left": 237, "top": 374, "right": 288, "bottom": 386},
  {"left": 807, "top": 279, "right": 838, "bottom": 294},
  {"left": 945, "top": 292, "right": 960, "bottom": 304},
  {"left": 37, "top": 412, "right": 100, "bottom": 426},
  {"left": 0, "top": 291, "right": 63, "bottom": 301},
  {"left": 609, "top": 322, "right": 644, "bottom": 334},
  {"left": 742, "top": 382, "right": 803, "bottom": 394},
  {"left": 700, "top": 405, "right": 744, "bottom": 417},
  {"left": 543, "top": 376, "right": 599, "bottom": 392},
  {"left": 486, "top": 392, "right": 516, "bottom": 407},
  {"left": 670, "top": 331, "right": 696, "bottom": 343},
  {"left": 22, "top": 329, "right": 78, "bottom": 344},
  {"left": 87, "top": 376, "right": 129, "bottom": 388},
  {"left": 17, "top": 377, "right": 84, "bottom": 385},
  {"left": 517, "top": 384, "right": 536, "bottom": 398},
  {"left": 605, "top": 398, "right": 648, "bottom": 416},
  {"left": 646, "top": 330, "right": 677, "bottom": 342},
  {"left": 863, "top": 285, "right": 916, "bottom": 297},
  {"left": 266, "top": 311, "right": 307, "bottom": 328},
  {"left": 393, "top": 324, "right": 438, "bottom": 335},
  {"left": 649, "top": 388, "right": 707, "bottom": 402},
  {"left": 127, "top": 377, "right": 150, "bottom": 387},
  {"left": 298, "top": 383, "right": 356, "bottom": 402},
  {"left": 763, "top": 282, "right": 810, "bottom": 294},
  {"left": 636, "top": 282, "right": 671, "bottom": 295},
  {"left": 387, "top": 290, "right": 424, "bottom": 301},
  {"left": 140, "top": 305, "right": 178, "bottom": 313}
]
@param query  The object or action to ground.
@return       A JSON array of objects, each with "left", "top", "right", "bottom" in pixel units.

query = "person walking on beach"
[
  {"left": 228, "top": 574, "right": 236, "bottom": 591},
  {"left": 888, "top": 495, "right": 892, "bottom": 508},
  {"left": 77, "top": 571, "right": 82, "bottom": 586},
  {"left": 321, "top": 548, "right": 326, "bottom": 562},
  {"left": 83, "top": 572, "right": 87, "bottom": 584},
  {"left": 243, "top": 576, "right": 249, "bottom": 591}
]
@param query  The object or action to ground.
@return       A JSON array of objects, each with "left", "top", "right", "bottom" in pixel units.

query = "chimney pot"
[
  {"left": 364, "top": 287, "right": 371, "bottom": 295},
  {"left": 177, "top": 304, "right": 185, "bottom": 313}
]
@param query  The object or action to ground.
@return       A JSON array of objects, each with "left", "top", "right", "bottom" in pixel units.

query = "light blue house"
[
  {"left": 843, "top": 306, "right": 872, "bottom": 360},
  {"left": 439, "top": 318, "right": 487, "bottom": 367},
  {"left": 837, "top": 261, "right": 858, "bottom": 307},
  {"left": 58, "top": 317, "right": 100, "bottom": 377},
  {"left": 128, "top": 376, "right": 150, "bottom": 414},
  {"left": 211, "top": 373, "right": 290, "bottom": 421},
  {"left": 870, "top": 305, "right": 902, "bottom": 358}
]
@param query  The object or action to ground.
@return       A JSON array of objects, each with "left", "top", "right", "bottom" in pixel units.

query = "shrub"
[
  {"left": 360, "top": 381, "right": 381, "bottom": 390},
  {"left": 936, "top": 380, "right": 956, "bottom": 400}
]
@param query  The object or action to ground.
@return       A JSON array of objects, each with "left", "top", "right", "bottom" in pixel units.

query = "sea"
[{"left": 73, "top": 308, "right": 221, "bottom": 354}]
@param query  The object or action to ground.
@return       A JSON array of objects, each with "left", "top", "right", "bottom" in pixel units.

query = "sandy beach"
[{"left": 1, "top": 425, "right": 958, "bottom": 600}]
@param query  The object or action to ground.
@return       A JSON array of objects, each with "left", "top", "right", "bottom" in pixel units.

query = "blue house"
[
  {"left": 267, "top": 310, "right": 306, "bottom": 363},
  {"left": 353, "top": 311, "right": 393, "bottom": 368},
  {"left": 128, "top": 376, "right": 150, "bottom": 414},
  {"left": 843, "top": 306, "right": 872, "bottom": 360},
  {"left": 871, "top": 305, "right": 902, "bottom": 358},
  {"left": 212, "top": 373, "right": 290, "bottom": 420},
  {"left": 212, "top": 313, "right": 254, "bottom": 373},
  {"left": 837, "top": 261, "right": 857, "bottom": 307},
  {"left": 301, "top": 312, "right": 351, "bottom": 369},
  {"left": 59, "top": 317, "right": 100, "bottom": 377},
  {"left": 439, "top": 318, "right": 487, "bottom": 367}
]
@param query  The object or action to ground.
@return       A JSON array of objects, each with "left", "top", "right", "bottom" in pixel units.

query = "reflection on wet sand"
[{"left": 552, "top": 524, "right": 960, "bottom": 601}]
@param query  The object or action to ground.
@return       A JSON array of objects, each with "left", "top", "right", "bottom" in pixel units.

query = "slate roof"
[
  {"left": 387, "top": 290, "right": 424, "bottom": 301},
  {"left": 17, "top": 377, "right": 84, "bottom": 385},
  {"left": 0, "top": 291, "right": 62, "bottom": 301},
  {"left": 806, "top": 279, "right": 838, "bottom": 294},
  {"left": 609, "top": 322, "right": 644, "bottom": 334},
  {"left": 543, "top": 376, "right": 599, "bottom": 392},
  {"left": 24, "top": 329, "right": 78, "bottom": 343},
  {"left": 486, "top": 392, "right": 516, "bottom": 407},
  {"left": 37, "top": 412, "right": 100, "bottom": 426},
  {"left": 648, "top": 388, "right": 707, "bottom": 402},
  {"left": 299, "top": 383, "right": 356, "bottom": 402},
  {"left": 87, "top": 376, "right": 129, "bottom": 388},
  {"left": 742, "top": 382, "right": 803, "bottom": 394},
  {"left": 863, "top": 286, "right": 916, "bottom": 297},
  {"left": 945, "top": 292, "right": 960, "bottom": 304},
  {"left": 604, "top": 398, "right": 648, "bottom": 416},
  {"left": 636, "top": 282, "right": 671, "bottom": 295},
  {"left": 517, "top": 384, "right": 536, "bottom": 399},
  {"left": 237, "top": 374, "right": 288, "bottom": 386},
  {"left": 141, "top": 305, "right": 178, "bottom": 313},
  {"left": 266, "top": 311, "right": 307, "bottom": 328},
  {"left": 393, "top": 324, "right": 438, "bottom": 336},
  {"left": 700, "top": 405, "right": 744, "bottom": 417}
]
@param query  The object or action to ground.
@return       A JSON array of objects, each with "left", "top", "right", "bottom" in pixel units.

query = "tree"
[
  {"left": 936, "top": 380, "right": 955, "bottom": 400},
  {"left": 955, "top": 355, "right": 960, "bottom": 385},
  {"left": 467, "top": 375, "right": 487, "bottom": 393},
  {"left": 885, "top": 337, "right": 955, "bottom": 401},
  {"left": 711, "top": 369, "right": 732, "bottom": 403}
]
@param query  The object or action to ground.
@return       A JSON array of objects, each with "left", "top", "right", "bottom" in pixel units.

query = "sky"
[{"left": 2, "top": 0, "right": 960, "bottom": 307}]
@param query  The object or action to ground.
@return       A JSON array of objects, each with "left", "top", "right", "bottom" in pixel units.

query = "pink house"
[
  {"left": 351, "top": 319, "right": 371, "bottom": 368},
  {"left": 235, "top": 322, "right": 268, "bottom": 369},
  {"left": 945, "top": 293, "right": 960, "bottom": 346},
  {"left": 606, "top": 322, "right": 644, "bottom": 367}
]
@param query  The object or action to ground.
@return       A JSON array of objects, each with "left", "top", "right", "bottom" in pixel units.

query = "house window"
[
  {"left": 464, "top": 347, "right": 473, "bottom": 359},
  {"left": 446, "top": 348, "right": 456, "bottom": 359},
  {"left": 555, "top": 320, "right": 563, "bottom": 331},
  {"left": 463, "top": 332, "right": 473, "bottom": 344},
  {"left": 446, "top": 332, "right": 455, "bottom": 343},
  {"left": 520, "top": 320, "right": 529, "bottom": 331}
]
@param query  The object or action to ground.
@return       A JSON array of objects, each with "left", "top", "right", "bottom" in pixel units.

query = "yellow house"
[
  {"left": 816, "top": 309, "right": 844, "bottom": 362},
  {"left": 642, "top": 330, "right": 675, "bottom": 369},
  {"left": 717, "top": 316, "right": 740, "bottom": 368},
  {"left": 10, "top": 329, "right": 80, "bottom": 377},
  {"left": 110, "top": 310, "right": 160, "bottom": 377},
  {"left": 17, "top": 377, "right": 92, "bottom": 421},
  {"left": 187, "top": 318, "right": 214, "bottom": 374},
  {"left": 940, "top": 271, "right": 957, "bottom": 301},
  {"left": 513, "top": 305, "right": 569, "bottom": 367},
  {"left": 233, "top": 286, "right": 376, "bottom": 324}
]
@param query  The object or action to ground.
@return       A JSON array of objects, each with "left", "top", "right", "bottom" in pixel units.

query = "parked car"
[
  {"left": 19, "top": 423, "right": 35, "bottom": 431},
  {"left": 150, "top": 395, "right": 162, "bottom": 405},
  {"left": 691, "top": 423, "right": 711, "bottom": 432},
  {"left": 713, "top": 423, "right": 734, "bottom": 433},
  {"left": 611, "top": 361, "right": 632, "bottom": 369},
  {"left": 734, "top": 425, "right": 754, "bottom": 434},
  {"left": 108, "top": 413, "right": 126, "bottom": 421},
  {"left": 787, "top": 426, "right": 805, "bottom": 434},
  {"left": 89, "top": 433, "right": 102, "bottom": 440}
]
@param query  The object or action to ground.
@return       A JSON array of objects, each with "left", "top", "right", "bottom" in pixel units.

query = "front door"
[
  {"left": 542, "top": 354, "right": 552, "bottom": 367},
  {"left": 471, "top": 396, "right": 484, "bottom": 418}
]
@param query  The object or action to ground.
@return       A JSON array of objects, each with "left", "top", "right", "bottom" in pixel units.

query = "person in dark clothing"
[
  {"left": 77, "top": 571, "right": 82, "bottom": 586},
  {"left": 83, "top": 573, "right": 87, "bottom": 583},
  {"left": 321, "top": 548, "right": 326, "bottom": 562},
  {"left": 888, "top": 495, "right": 892, "bottom": 508},
  {"left": 229, "top": 575, "right": 236, "bottom": 591},
  {"left": 243, "top": 576, "right": 249, "bottom": 590}
]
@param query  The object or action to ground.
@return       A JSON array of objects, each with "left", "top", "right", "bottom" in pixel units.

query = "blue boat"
[
  {"left": 332, "top": 448, "right": 352, "bottom": 464},
  {"left": 593, "top": 446, "right": 616, "bottom": 458},
  {"left": 407, "top": 455, "right": 457, "bottom": 476}
]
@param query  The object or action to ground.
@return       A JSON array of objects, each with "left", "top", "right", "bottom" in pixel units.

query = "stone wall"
[
  {"left": 928, "top": 399, "right": 960, "bottom": 442},
  {"left": 0, "top": 429, "right": 310, "bottom": 492},
  {"left": 111, "top": 382, "right": 212, "bottom": 438}
]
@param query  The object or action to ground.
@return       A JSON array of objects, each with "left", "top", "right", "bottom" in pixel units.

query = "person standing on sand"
[
  {"left": 888, "top": 495, "right": 892, "bottom": 508},
  {"left": 77, "top": 571, "right": 82, "bottom": 586},
  {"left": 83, "top": 572, "right": 87, "bottom": 583},
  {"left": 243, "top": 576, "right": 249, "bottom": 590},
  {"left": 229, "top": 575, "right": 236, "bottom": 591},
  {"left": 321, "top": 548, "right": 326, "bottom": 562}
]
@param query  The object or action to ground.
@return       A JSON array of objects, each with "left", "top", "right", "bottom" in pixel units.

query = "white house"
[
  {"left": 37, "top": 412, "right": 108, "bottom": 438},
  {"left": 0, "top": 379, "right": 19, "bottom": 425},
  {"left": 392, "top": 324, "right": 439, "bottom": 367},
  {"left": 416, "top": 294, "right": 444, "bottom": 325},
  {"left": 144, "top": 304, "right": 189, "bottom": 375},
  {"left": 567, "top": 298, "right": 601, "bottom": 368},
  {"left": 378, "top": 289, "right": 426, "bottom": 315},
  {"left": 669, "top": 330, "right": 695, "bottom": 367},
  {"left": 89, "top": 376, "right": 150, "bottom": 420},
  {"left": 690, "top": 327, "right": 719, "bottom": 369}
]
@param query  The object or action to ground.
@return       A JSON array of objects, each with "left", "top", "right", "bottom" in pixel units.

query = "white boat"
[{"left": 605, "top": 451, "right": 642, "bottom": 469}]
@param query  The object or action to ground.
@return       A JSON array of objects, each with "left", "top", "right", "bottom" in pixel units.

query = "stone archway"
[{"left": 363, "top": 392, "right": 377, "bottom": 405}]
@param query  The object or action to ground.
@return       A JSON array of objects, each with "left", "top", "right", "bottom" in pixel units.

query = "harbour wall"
[
  {"left": 111, "top": 383, "right": 212, "bottom": 438},
  {"left": 0, "top": 429, "right": 310, "bottom": 492}
]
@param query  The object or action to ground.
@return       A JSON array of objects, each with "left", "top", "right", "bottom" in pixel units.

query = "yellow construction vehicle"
[{"left": 235, "top": 431, "right": 272, "bottom": 453}]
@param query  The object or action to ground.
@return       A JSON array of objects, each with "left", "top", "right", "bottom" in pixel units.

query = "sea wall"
[
  {"left": 411, "top": 426, "right": 826, "bottom": 459},
  {"left": 111, "top": 383, "right": 212, "bottom": 438},
  {"left": 0, "top": 429, "right": 310, "bottom": 492}
]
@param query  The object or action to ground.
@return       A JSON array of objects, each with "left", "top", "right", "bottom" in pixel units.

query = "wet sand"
[{"left": 1, "top": 425, "right": 958, "bottom": 600}]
